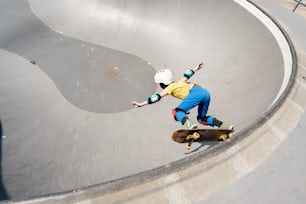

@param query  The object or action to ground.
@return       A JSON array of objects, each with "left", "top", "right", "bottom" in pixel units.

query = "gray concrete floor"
[{"left": 0, "top": 0, "right": 302, "bottom": 202}]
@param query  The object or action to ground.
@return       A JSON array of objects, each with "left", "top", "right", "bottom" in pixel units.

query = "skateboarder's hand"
[
  {"left": 131, "top": 101, "right": 147, "bottom": 107},
  {"left": 194, "top": 62, "right": 204, "bottom": 72}
]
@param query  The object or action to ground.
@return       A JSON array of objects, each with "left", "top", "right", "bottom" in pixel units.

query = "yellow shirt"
[{"left": 164, "top": 79, "right": 196, "bottom": 100}]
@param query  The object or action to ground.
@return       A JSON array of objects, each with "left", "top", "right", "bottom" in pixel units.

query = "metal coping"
[{"left": 293, "top": 0, "right": 306, "bottom": 12}]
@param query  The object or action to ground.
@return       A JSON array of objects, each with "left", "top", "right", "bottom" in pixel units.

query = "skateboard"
[{"left": 172, "top": 128, "right": 234, "bottom": 150}]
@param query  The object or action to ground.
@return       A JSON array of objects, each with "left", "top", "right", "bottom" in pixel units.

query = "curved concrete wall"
[
  {"left": 29, "top": 0, "right": 287, "bottom": 129},
  {"left": 0, "top": 0, "right": 293, "bottom": 201}
]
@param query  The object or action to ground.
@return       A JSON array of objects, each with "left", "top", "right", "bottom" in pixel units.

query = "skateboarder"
[{"left": 131, "top": 62, "right": 233, "bottom": 130}]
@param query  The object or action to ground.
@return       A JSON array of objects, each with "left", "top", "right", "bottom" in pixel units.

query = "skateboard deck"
[{"left": 172, "top": 128, "right": 234, "bottom": 150}]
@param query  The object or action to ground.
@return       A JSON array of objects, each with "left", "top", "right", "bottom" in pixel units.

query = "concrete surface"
[
  {"left": 203, "top": 0, "right": 306, "bottom": 203},
  {"left": 0, "top": 0, "right": 300, "bottom": 203}
]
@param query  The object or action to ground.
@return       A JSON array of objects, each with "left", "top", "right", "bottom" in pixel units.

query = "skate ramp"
[{"left": 0, "top": 0, "right": 293, "bottom": 201}]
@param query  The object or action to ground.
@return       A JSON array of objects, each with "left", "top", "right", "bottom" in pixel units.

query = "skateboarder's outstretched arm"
[
  {"left": 180, "top": 62, "right": 204, "bottom": 82},
  {"left": 132, "top": 89, "right": 168, "bottom": 108}
]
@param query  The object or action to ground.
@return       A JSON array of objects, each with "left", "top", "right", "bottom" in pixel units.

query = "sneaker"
[
  {"left": 183, "top": 119, "right": 198, "bottom": 129},
  {"left": 220, "top": 122, "right": 234, "bottom": 130}
]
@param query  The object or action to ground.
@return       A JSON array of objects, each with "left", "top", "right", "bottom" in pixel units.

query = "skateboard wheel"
[
  {"left": 219, "top": 134, "right": 227, "bottom": 141},
  {"left": 227, "top": 132, "right": 234, "bottom": 138},
  {"left": 192, "top": 132, "right": 200, "bottom": 140},
  {"left": 185, "top": 143, "right": 191, "bottom": 150}
]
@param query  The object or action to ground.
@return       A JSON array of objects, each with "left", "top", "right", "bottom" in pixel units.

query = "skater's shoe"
[
  {"left": 197, "top": 115, "right": 215, "bottom": 127},
  {"left": 198, "top": 115, "right": 234, "bottom": 129},
  {"left": 183, "top": 118, "right": 197, "bottom": 129},
  {"left": 220, "top": 122, "right": 234, "bottom": 130}
]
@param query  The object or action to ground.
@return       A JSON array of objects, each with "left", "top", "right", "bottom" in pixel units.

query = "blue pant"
[{"left": 174, "top": 86, "right": 213, "bottom": 125}]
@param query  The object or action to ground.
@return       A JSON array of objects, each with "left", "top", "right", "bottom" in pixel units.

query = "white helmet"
[{"left": 154, "top": 69, "right": 174, "bottom": 85}]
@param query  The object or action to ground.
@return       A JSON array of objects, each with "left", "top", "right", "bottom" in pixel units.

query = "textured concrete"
[{"left": 0, "top": 0, "right": 295, "bottom": 202}]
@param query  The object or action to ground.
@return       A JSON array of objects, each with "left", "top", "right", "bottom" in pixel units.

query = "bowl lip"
[{"left": 10, "top": 0, "right": 297, "bottom": 203}]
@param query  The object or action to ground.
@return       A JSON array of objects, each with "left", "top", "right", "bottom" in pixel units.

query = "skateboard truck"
[{"left": 185, "top": 132, "right": 200, "bottom": 150}]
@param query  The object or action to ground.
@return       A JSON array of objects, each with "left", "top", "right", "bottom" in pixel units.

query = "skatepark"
[{"left": 0, "top": 0, "right": 305, "bottom": 203}]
